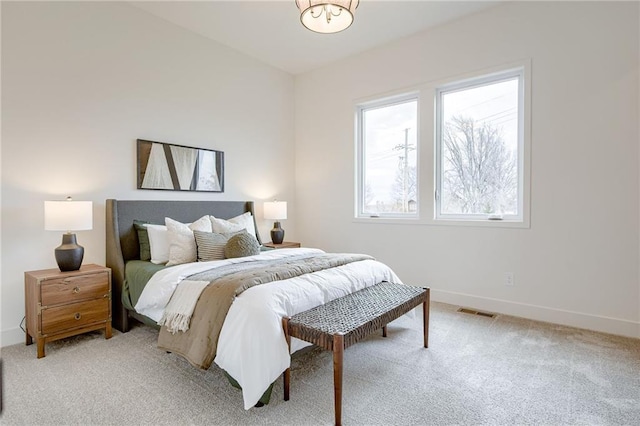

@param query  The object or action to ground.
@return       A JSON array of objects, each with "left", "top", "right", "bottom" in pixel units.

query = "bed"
[{"left": 105, "top": 199, "right": 402, "bottom": 409}]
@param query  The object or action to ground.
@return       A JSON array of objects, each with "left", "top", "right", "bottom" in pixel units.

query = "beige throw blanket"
[
  {"left": 157, "top": 253, "right": 373, "bottom": 369},
  {"left": 158, "top": 279, "right": 210, "bottom": 334}
]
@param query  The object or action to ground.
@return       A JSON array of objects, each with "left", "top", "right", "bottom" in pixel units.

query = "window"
[
  {"left": 356, "top": 94, "right": 418, "bottom": 218},
  {"left": 436, "top": 68, "right": 524, "bottom": 221},
  {"left": 355, "top": 63, "right": 529, "bottom": 226}
]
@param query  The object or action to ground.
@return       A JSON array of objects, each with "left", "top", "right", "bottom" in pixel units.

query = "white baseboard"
[
  {"left": 431, "top": 289, "right": 640, "bottom": 339},
  {"left": 1, "top": 327, "right": 25, "bottom": 348}
]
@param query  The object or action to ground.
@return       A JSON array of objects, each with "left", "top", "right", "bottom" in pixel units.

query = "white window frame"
[
  {"left": 355, "top": 92, "right": 420, "bottom": 219},
  {"left": 435, "top": 66, "right": 527, "bottom": 224},
  {"left": 353, "top": 60, "right": 530, "bottom": 228}
]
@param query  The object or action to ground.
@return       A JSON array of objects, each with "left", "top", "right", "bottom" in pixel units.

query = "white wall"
[
  {"left": 295, "top": 2, "right": 640, "bottom": 337},
  {"left": 1, "top": 2, "right": 296, "bottom": 346},
  {"left": 2, "top": 2, "right": 638, "bottom": 347}
]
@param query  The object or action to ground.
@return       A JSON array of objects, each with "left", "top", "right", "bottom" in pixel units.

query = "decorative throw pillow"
[
  {"left": 228, "top": 212, "right": 258, "bottom": 241},
  {"left": 210, "top": 216, "right": 246, "bottom": 234},
  {"left": 224, "top": 232, "right": 260, "bottom": 259},
  {"left": 133, "top": 220, "right": 151, "bottom": 261},
  {"left": 165, "top": 216, "right": 212, "bottom": 266},
  {"left": 146, "top": 224, "right": 169, "bottom": 264},
  {"left": 194, "top": 230, "right": 241, "bottom": 262}
]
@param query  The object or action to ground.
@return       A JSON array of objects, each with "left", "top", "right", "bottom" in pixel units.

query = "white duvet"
[{"left": 135, "top": 248, "right": 401, "bottom": 409}]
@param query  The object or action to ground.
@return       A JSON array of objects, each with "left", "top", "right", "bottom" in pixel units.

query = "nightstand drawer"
[
  {"left": 41, "top": 272, "right": 109, "bottom": 306},
  {"left": 41, "top": 298, "right": 109, "bottom": 334}
]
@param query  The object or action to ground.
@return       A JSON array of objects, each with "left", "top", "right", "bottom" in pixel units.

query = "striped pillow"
[{"left": 194, "top": 230, "right": 243, "bottom": 262}]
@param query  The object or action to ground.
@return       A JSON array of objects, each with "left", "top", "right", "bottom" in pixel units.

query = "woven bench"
[{"left": 282, "top": 281, "right": 430, "bottom": 426}]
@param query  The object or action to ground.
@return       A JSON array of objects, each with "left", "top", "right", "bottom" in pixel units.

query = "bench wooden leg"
[
  {"left": 282, "top": 317, "right": 291, "bottom": 401},
  {"left": 382, "top": 325, "right": 387, "bottom": 337},
  {"left": 284, "top": 368, "right": 291, "bottom": 401},
  {"left": 423, "top": 287, "right": 430, "bottom": 348},
  {"left": 333, "top": 333, "right": 344, "bottom": 426}
]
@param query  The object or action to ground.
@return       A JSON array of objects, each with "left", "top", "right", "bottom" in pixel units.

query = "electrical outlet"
[{"left": 504, "top": 272, "right": 514, "bottom": 286}]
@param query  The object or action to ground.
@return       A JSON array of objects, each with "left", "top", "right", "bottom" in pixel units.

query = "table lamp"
[
  {"left": 264, "top": 201, "right": 287, "bottom": 244},
  {"left": 44, "top": 197, "right": 93, "bottom": 271}
]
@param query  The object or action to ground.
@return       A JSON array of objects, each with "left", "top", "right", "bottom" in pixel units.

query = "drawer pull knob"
[
  {"left": 74, "top": 313, "right": 81, "bottom": 320},
  {"left": 72, "top": 286, "right": 80, "bottom": 294}
]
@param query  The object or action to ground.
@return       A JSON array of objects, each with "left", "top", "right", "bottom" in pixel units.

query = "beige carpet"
[{"left": 1, "top": 302, "right": 638, "bottom": 425}]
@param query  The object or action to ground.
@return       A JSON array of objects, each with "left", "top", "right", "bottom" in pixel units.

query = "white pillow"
[
  {"left": 210, "top": 216, "right": 245, "bottom": 234},
  {"left": 165, "top": 216, "right": 212, "bottom": 266},
  {"left": 230, "top": 212, "right": 258, "bottom": 240},
  {"left": 210, "top": 212, "right": 257, "bottom": 240},
  {"left": 146, "top": 224, "right": 169, "bottom": 264}
]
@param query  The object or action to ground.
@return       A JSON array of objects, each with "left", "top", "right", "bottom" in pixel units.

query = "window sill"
[{"left": 353, "top": 217, "right": 529, "bottom": 229}]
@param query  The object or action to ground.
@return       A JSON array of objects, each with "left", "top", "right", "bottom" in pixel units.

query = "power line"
[
  {"left": 450, "top": 92, "right": 512, "bottom": 113},
  {"left": 475, "top": 107, "right": 517, "bottom": 123}
]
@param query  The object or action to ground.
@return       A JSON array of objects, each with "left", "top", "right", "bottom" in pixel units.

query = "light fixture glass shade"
[
  {"left": 264, "top": 201, "right": 287, "bottom": 220},
  {"left": 296, "top": 0, "right": 359, "bottom": 34},
  {"left": 44, "top": 200, "right": 93, "bottom": 231}
]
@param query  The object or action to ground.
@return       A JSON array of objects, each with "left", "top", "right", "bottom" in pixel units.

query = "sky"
[
  {"left": 443, "top": 77, "right": 519, "bottom": 152},
  {"left": 363, "top": 98, "right": 418, "bottom": 206}
]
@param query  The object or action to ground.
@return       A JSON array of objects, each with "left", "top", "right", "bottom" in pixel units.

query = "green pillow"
[
  {"left": 224, "top": 232, "right": 260, "bottom": 259},
  {"left": 133, "top": 220, "right": 151, "bottom": 261}
]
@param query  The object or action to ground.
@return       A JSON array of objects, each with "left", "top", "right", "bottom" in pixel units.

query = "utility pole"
[{"left": 394, "top": 128, "right": 413, "bottom": 212}]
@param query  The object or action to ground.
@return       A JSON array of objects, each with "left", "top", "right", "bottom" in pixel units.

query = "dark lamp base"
[
  {"left": 270, "top": 222, "right": 285, "bottom": 245},
  {"left": 55, "top": 233, "right": 84, "bottom": 272}
]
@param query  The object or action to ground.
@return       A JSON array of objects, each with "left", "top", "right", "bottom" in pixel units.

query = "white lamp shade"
[
  {"left": 264, "top": 201, "right": 287, "bottom": 220},
  {"left": 296, "top": 0, "right": 359, "bottom": 34},
  {"left": 44, "top": 200, "right": 93, "bottom": 231}
]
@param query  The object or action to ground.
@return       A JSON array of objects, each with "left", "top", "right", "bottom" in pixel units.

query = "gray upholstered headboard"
[{"left": 105, "top": 199, "right": 260, "bottom": 332}]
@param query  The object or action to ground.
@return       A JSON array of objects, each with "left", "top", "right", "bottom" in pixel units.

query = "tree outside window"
[{"left": 437, "top": 71, "right": 523, "bottom": 220}]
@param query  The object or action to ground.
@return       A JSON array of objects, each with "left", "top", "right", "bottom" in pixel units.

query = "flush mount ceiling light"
[{"left": 296, "top": 0, "right": 359, "bottom": 34}]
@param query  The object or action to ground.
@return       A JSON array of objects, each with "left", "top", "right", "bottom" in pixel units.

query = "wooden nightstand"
[
  {"left": 263, "top": 241, "right": 301, "bottom": 249},
  {"left": 24, "top": 264, "right": 112, "bottom": 358}
]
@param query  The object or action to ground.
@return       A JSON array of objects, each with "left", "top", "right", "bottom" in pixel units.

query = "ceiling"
[{"left": 130, "top": 1, "right": 499, "bottom": 75}]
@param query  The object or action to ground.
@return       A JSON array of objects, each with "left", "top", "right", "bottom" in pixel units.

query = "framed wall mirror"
[{"left": 137, "top": 139, "right": 224, "bottom": 192}]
